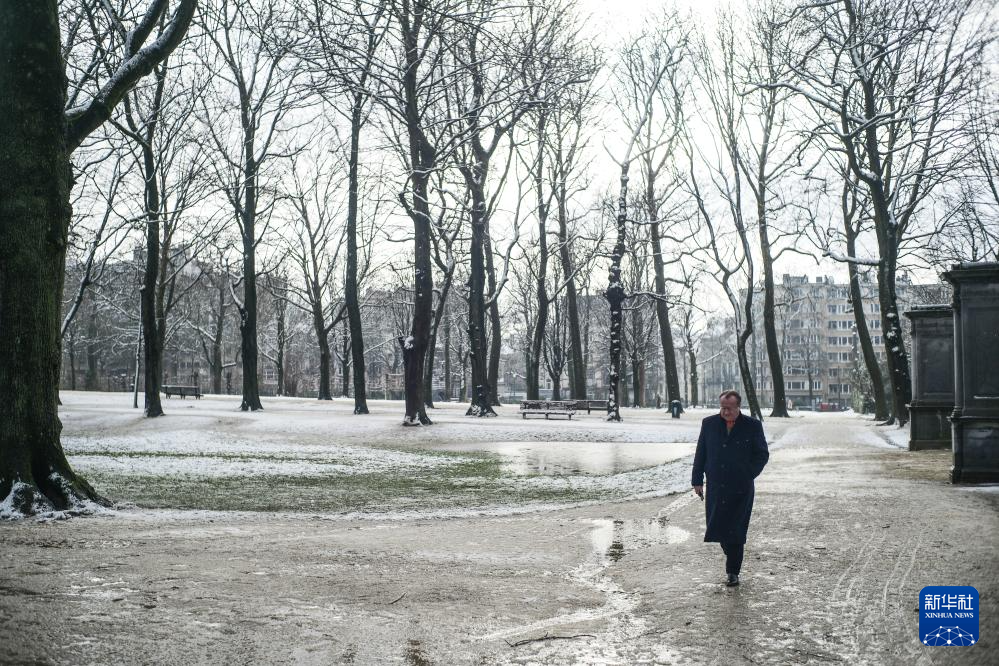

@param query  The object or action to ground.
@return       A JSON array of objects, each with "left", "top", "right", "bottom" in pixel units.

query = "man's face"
[{"left": 719, "top": 396, "right": 741, "bottom": 420}]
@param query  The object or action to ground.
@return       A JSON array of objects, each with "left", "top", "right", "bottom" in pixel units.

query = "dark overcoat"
[{"left": 691, "top": 413, "right": 769, "bottom": 544}]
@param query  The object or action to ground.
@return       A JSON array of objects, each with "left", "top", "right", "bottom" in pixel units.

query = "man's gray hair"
[{"left": 719, "top": 389, "right": 742, "bottom": 405}]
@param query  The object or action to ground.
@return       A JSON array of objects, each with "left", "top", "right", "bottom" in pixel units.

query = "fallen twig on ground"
[{"left": 506, "top": 632, "right": 597, "bottom": 648}]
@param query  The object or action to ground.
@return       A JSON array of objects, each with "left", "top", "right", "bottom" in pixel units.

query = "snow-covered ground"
[
  {"left": 49, "top": 392, "right": 919, "bottom": 519},
  {"left": 57, "top": 391, "right": 716, "bottom": 518}
]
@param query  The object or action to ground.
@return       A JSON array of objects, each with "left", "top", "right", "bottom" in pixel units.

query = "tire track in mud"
[{"left": 791, "top": 421, "right": 929, "bottom": 665}]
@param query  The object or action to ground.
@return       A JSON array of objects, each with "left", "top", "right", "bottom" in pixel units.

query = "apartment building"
[{"left": 699, "top": 272, "right": 948, "bottom": 410}]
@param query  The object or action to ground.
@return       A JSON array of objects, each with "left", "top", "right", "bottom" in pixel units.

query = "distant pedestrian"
[{"left": 691, "top": 390, "right": 769, "bottom": 586}]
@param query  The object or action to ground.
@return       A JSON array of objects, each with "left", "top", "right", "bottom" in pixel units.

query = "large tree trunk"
[
  {"left": 397, "top": 4, "right": 434, "bottom": 426},
  {"left": 345, "top": 99, "right": 369, "bottom": 414},
  {"left": 465, "top": 180, "right": 496, "bottom": 417},
  {"left": 210, "top": 281, "right": 226, "bottom": 395},
  {"left": 877, "top": 253, "right": 910, "bottom": 425},
  {"left": 631, "top": 352, "right": 642, "bottom": 408},
  {"left": 857, "top": 169, "right": 910, "bottom": 424},
  {"left": 140, "top": 136, "right": 164, "bottom": 418},
  {"left": 400, "top": 166, "right": 433, "bottom": 425},
  {"left": 0, "top": 2, "right": 107, "bottom": 514},
  {"left": 605, "top": 164, "right": 628, "bottom": 421},
  {"left": 649, "top": 222, "right": 681, "bottom": 404},
  {"left": 758, "top": 218, "right": 788, "bottom": 417},
  {"left": 842, "top": 185, "right": 890, "bottom": 420},
  {"left": 731, "top": 228, "right": 762, "bottom": 419},
  {"left": 485, "top": 232, "right": 502, "bottom": 406},
  {"left": 736, "top": 324, "right": 762, "bottom": 419},
  {"left": 851, "top": 63, "right": 911, "bottom": 425},
  {"left": 313, "top": 297, "right": 332, "bottom": 399},
  {"left": 563, "top": 282, "right": 584, "bottom": 397},
  {"left": 556, "top": 185, "right": 586, "bottom": 400},
  {"left": 239, "top": 150, "right": 263, "bottom": 411},
  {"left": 526, "top": 137, "right": 550, "bottom": 402},
  {"left": 847, "top": 266, "right": 889, "bottom": 420},
  {"left": 317, "top": 328, "right": 332, "bottom": 400},
  {"left": 630, "top": 307, "right": 643, "bottom": 407}
]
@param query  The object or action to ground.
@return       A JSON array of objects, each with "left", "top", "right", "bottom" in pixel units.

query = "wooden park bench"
[
  {"left": 162, "top": 385, "right": 203, "bottom": 399},
  {"left": 576, "top": 400, "right": 607, "bottom": 414},
  {"left": 519, "top": 400, "right": 577, "bottom": 419},
  {"left": 574, "top": 399, "right": 609, "bottom": 414}
]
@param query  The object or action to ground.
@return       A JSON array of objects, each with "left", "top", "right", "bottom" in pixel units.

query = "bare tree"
[
  {"left": 304, "top": 0, "right": 391, "bottom": 413},
  {"left": 198, "top": 0, "right": 305, "bottom": 412},
  {"left": 546, "top": 55, "right": 601, "bottom": 401},
  {"left": 376, "top": 0, "right": 463, "bottom": 425},
  {"left": 615, "top": 13, "right": 692, "bottom": 410},
  {"left": 283, "top": 152, "right": 347, "bottom": 401},
  {"left": 114, "top": 39, "right": 213, "bottom": 417},
  {"left": 423, "top": 179, "right": 466, "bottom": 409},
  {"left": 517, "top": 8, "right": 599, "bottom": 402},
  {"left": 736, "top": 2, "right": 814, "bottom": 418},
  {"left": 809, "top": 171, "right": 892, "bottom": 420},
  {"left": 685, "top": 12, "right": 764, "bottom": 419},
  {"left": 604, "top": 22, "right": 687, "bottom": 421},
  {"left": 1, "top": 0, "right": 196, "bottom": 516},
  {"left": 776, "top": 0, "right": 988, "bottom": 424}
]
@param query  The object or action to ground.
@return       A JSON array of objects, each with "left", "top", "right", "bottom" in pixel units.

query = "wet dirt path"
[{"left": 2, "top": 416, "right": 997, "bottom": 665}]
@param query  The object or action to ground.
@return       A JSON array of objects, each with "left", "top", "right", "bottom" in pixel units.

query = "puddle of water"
[
  {"left": 440, "top": 441, "right": 695, "bottom": 476},
  {"left": 589, "top": 518, "right": 690, "bottom": 563}
]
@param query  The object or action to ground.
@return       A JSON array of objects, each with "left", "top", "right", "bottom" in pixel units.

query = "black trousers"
[{"left": 720, "top": 542, "right": 744, "bottom": 574}]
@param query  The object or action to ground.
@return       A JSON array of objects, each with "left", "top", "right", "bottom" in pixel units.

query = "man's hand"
[{"left": 693, "top": 485, "right": 704, "bottom": 500}]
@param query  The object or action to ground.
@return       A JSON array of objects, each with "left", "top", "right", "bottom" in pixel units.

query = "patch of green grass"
[{"left": 81, "top": 453, "right": 608, "bottom": 514}]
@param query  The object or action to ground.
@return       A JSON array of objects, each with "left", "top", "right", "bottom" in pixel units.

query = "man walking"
[{"left": 691, "top": 390, "right": 769, "bottom": 586}]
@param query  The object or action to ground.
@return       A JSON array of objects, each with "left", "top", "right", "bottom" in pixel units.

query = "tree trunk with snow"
[
  {"left": 649, "top": 219, "right": 681, "bottom": 405},
  {"left": 0, "top": 0, "right": 194, "bottom": 517},
  {"left": 841, "top": 183, "right": 890, "bottom": 420},
  {"left": 345, "top": 98, "right": 369, "bottom": 414},
  {"left": 465, "top": 179, "right": 497, "bottom": 417},
  {"left": 557, "top": 192, "right": 586, "bottom": 400},
  {"left": 605, "top": 164, "right": 629, "bottom": 422}
]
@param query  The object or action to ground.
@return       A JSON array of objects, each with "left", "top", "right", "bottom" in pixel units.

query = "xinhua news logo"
[{"left": 919, "top": 586, "right": 979, "bottom": 647}]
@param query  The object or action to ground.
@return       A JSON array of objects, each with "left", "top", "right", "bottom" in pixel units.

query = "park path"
[
  {"left": 530, "top": 418, "right": 999, "bottom": 665},
  {"left": 1, "top": 416, "right": 997, "bottom": 665}
]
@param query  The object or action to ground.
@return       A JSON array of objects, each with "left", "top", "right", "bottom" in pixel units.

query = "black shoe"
[{"left": 726, "top": 574, "right": 740, "bottom": 587}]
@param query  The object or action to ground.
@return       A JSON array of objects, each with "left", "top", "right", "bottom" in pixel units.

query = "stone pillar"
[
  {"left": 904, "top": 305, "right": 954, "bottom": 450},
  {"left": 943, "top": 262, "right": 999, "bottom": 483}
]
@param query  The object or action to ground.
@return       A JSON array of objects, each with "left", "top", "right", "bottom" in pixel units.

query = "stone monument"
[
  {"left": 904, "top": 305, "right": 954, "bottom": 450},
  {"left": 942, "top": 262, "right": 999, "bottom": 483}
]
